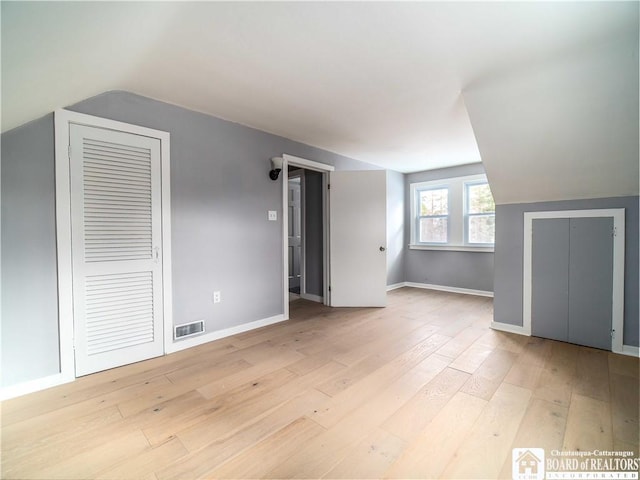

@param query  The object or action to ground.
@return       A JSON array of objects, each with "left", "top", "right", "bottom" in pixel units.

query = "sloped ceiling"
[
  {"left": 464, "top": 34, "right": 639, "bottom": 204},
  {"left": 2, "top": 2, "right": 638, "bottom": 202}
]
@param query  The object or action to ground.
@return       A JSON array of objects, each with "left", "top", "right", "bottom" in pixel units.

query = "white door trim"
[
  {"left": 523, "top": 208, "right": 625, "bottom": 353},
  {"left": 54, "top": 109, "right": 172, "bottom": 382},
  {"left": 281, "top": 154, "right": 334, "bottom": 320}
]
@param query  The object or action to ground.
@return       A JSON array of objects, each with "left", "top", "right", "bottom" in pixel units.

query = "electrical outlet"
[
  {"left": 268, "top": 210, "right": 277, "bottom": 221},
  {"left": 213, "top": 291, "right": 221, "bottom": 304}
]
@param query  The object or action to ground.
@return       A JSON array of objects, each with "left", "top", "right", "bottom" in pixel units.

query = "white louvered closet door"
[{"left": 70, "top": 124, "right": 164, "bottom": 376}]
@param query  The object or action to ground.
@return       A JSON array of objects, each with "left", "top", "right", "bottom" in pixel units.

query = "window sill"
[{"left": 409, "top": 244, "right": 494, "bottom": 253}]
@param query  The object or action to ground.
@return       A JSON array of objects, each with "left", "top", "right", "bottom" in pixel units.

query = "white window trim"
[
  {"left": 410, "top": 174, "right": 494, "bottom": 252},
  {"left": 409, "top": 244, "right": 494, "bottom": 253},
  {"left": 415, "top": 185, "right": 450, "bottom": 244},
  {"left": 464, "top": 179, "right": 496, "bottom": 246}
]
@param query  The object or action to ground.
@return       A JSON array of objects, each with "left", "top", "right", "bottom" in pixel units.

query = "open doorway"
[
  {"left": 281, "top": 154, "right": 388, "bottom": 318},
  {"left": 281, "top": 155, "right": 333, "bottom": 320},
  {"left": 287, "top": 167, "right": 325, "bottom": 305},
  {"left": 287, "top": 172, "right": 303, "bottom": 301}
]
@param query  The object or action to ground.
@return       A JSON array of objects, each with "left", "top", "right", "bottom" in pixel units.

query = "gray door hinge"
[
  {"left": 611, "top": 329, "right": 615, "bottom": 339},
  {"left": 68, "top": 145, "right": 72, "bottom": 159},
  {"left": 612, "top": 227, "right": 617, "bottom": 237}
]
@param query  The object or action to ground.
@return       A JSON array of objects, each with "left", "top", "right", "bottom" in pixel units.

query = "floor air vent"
[{"left": 175, "top": 320, "right": 205, "bottom": 339}]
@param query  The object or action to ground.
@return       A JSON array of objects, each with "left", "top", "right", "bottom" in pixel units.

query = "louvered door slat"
[
  {"left": 85, "top": 271, "right": 155, "bottom": 355},
  {"left": 85, "top": 177, "right": 153, "bottom": 189},
  {"left": 88, "top": 328, "right": 155, "bottom": 346},
  {"left": 84, "top": 159, "right": 151, "bottom": 173},
  {"left": 85, "top": 308, "right": 155, "bottom": 323},
  {"left": 87, "top": 335, "right": 155, "bottom": 355},
  {"left": 86, "top": 283, "right": 151, "bottom": 294},
  {"left": 85, "top": 210, "right": 152, "bottom": 217},
  {"left": 87, "top": 318, "right": 154, "bottom": 333},
  {"left": 70, "top": 123, "right": 164, "bottom": 377},
  {"left": 87, "top": 315, "right": 154, "bottom": 331},
  {"left": 86, "top": 299, "right": 153, "bottom": 315},
  {"left": 86, "top": 298, "right": 153, "bottom": 311},
  {"left": 84, "top": 185, "right": 151, "bottom": 196},
  {"left": 84, "top": 138, "right": 150, "bottom": 153},
  {"left": 84, "top": 149, "right": 152, "bottom": 162},
  {"left": 84, "top": 161, "right": 152, "bottom": 175}
]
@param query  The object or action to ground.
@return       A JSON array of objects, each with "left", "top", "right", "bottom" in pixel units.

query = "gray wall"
[
  {"left": 0, "top": 91, "right": 385, "bottom": 388},
  {"left": 304, "top": 170, "right": 323, "bottom": 297},
  {"left": 404, "top": 163, "right": 494, "bottom": 292},
  {"left": 386, "top": 170, "right": 405, "bottom": 286},
  {"left": 1, "top": 114, "right": 61, "bottom": 386},
  {"left": 494, "top": 196, "right": 639, "bottom": 347}
]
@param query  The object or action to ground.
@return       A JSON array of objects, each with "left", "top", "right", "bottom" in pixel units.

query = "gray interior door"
[
  {"left": 568, "top": 217, "right": 613, "bottom": 350},
  {"left": 531, "top": 218, "right": 570, "bottom": 342},
  {"left": 531, "top": 216, "right": 614, "bottom": 350}
]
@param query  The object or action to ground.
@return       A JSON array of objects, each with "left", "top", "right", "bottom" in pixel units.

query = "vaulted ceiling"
[{"left": 2, "top": 1, "right": 638, "bottom": 203}]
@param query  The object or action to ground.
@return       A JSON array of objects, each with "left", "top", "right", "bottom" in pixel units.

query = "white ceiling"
[{"left": 2, "top": 2, "right": 638, "bottom": 201}]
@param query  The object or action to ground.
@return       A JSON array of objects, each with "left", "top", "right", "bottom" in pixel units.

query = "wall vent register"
[{"left": 174, "top": 320, "right": 205, "bottom": 339}]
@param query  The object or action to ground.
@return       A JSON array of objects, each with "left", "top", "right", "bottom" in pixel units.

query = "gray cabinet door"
[
  {"left": 568, "top": 217, "right": 613, "bottom": 350},
  {"left": 530, "top": 216, "right": 614, "bottom": 350},
  {"left": 531, "top": 218, "right": 570, "bottom": 342}
]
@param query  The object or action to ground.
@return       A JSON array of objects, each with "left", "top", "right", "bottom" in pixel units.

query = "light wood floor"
[{"left": 1, "top": 288, "right": 638, "bottom": 479}]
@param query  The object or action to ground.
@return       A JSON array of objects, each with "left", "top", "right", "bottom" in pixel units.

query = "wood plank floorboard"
[{"left": 2, "top": 288, "right": 638, "bottom": 479}]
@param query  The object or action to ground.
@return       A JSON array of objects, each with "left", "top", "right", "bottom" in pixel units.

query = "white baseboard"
[
  {"left": 489, "top": 323, "right": 639, "bottom": 356},
  {"left": 0, "top": 372, "right": 74, "bottom": 401},
  {"left": 404, "top": 281, "right": 494, "bottom": 298},
  {"left": 491, "top": 321, "right": 530, "bottom": 336},
  {"left": 167, "top": 314, "right": 288, "bottom": 354},
  {"left": 300, "top": 293, "right": 323, "bottom": 303},
  {"left": 2, "top": 314, "right": 289, "bottom": 400},
  {"left": 386, "top": 283, "right": 405, "bottom": 291}
]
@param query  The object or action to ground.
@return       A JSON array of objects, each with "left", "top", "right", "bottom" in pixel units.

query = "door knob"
[{"left": 379, "top": 246, "right": 386, "bottom": 252}]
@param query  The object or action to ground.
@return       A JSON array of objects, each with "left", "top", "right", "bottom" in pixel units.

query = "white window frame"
[
  {"left": 415, "top": 186, "right": 450, "bottom": 244},
  {"left": 410, "top": 174, "right": 494, "bottom": 252},
  {"left": 464, "top": 179, "right": 496, "bottom": 246}
]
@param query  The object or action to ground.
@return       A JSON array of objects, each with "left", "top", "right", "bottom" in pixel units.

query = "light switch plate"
[{"left": 268, "top": 210, "right": 277, "bottom": 221}]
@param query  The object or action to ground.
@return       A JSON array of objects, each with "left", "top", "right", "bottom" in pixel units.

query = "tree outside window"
[
  {"left": 410, "top": 174, "right": 495, "bottom": 249},
  {"left": 418, "top": 188, "right": 448, "bottom": 243},
  {"left": 466, "top": 182, "right": 495, "bottom": 244}
]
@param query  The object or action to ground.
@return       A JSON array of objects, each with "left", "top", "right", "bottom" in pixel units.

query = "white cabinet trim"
[{"left": 523, "top": 208, "right": 625, "bottom": 353}]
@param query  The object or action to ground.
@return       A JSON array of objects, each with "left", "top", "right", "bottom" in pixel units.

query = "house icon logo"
[{"left": 512, "top": 448, "right": 545, "bottom": 480}]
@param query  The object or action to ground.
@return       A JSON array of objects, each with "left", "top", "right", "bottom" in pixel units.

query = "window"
[
  {"left": 410, "top": 174, "right": 495, "bottom": 251},
  {"left": 466, "top": 181, "right": 495, "bottom": 244},
  {"left": 417, "top": 187, "right": 448, "bottom": 243}
]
